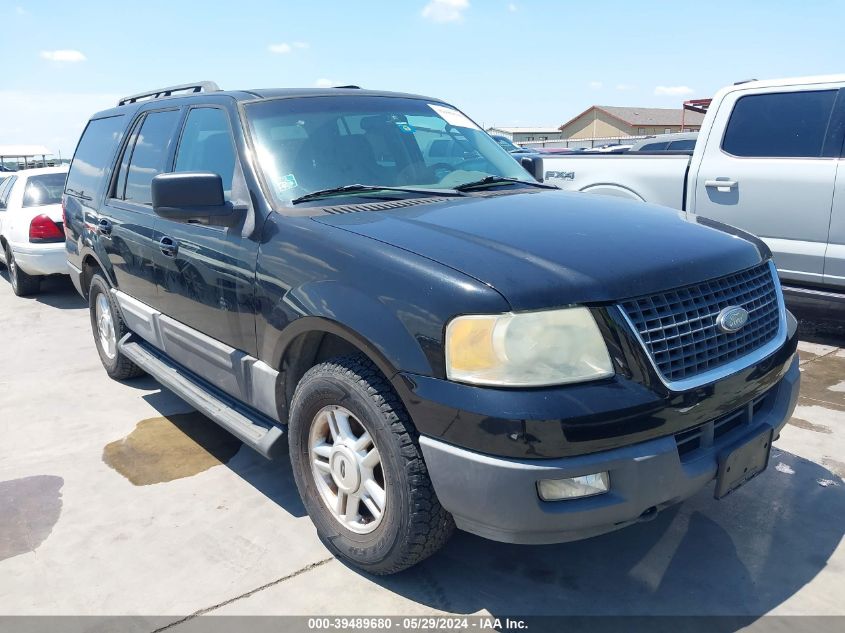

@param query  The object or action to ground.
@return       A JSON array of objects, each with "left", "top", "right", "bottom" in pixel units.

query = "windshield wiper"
[
  {"left": 453, "top": 176, "right": 558, "bottom": 192},
  {"left": 291, "top": 184, "right": 467, "bottom": 205}
]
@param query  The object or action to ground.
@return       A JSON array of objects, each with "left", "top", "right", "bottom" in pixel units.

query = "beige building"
[
  {"left": 559, "top": 106, "right": 705, "bottom": 139},
  {"left": 486, "top": 126, "right": 565, "bottom": 143}
]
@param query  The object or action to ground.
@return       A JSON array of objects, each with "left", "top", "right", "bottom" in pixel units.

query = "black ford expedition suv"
[{"left": 64, "top": 82, "right": 800, "bottom": 574}]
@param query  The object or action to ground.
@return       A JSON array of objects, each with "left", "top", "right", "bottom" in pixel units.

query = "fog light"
[{"left": 537, "top": 472, "right": 610, "bottom": 501}]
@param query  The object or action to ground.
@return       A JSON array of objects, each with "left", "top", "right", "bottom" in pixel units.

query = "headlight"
[{"left": 444, "top": 307, "right": 613, "bottom": 387}]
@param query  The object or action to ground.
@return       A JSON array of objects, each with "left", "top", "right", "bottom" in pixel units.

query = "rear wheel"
[
  {"left": 289, "top": 355, "right": 454, "bottom": 575},
  {"left": 5, "top": 245, "right": 41, "bottom": 296},
  {"left": 88, "top": 273, "right": 145, "bottom": 380}
]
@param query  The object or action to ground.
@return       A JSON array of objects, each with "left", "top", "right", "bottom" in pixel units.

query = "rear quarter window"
[{"left": 66, "top": 115, "right": 126, "bottom": 199}]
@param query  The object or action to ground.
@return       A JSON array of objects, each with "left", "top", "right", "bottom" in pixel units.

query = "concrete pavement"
[{"left": 0, "top": 273, "right": 843, "bottom": 627}]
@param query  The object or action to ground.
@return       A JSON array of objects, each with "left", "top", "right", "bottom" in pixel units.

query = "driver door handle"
[
  {"left": 704, "top": 179, "right": 738, "bottom": 190},
  {"left": 159, "top": 236, "right": 179, "bottom": 257},
  {"left": 97, "top": 218, "right": 113, "bottom": 236}
]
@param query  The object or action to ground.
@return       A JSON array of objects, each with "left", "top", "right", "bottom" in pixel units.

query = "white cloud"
[
  {"left": 588, "top": 81, "right": 603, "bottom": 90},
  {"left": 16, "top": 6, "right": 27, "bottom": 15},
  {"left": 268, "top": 41, "right": 309, "bottom": 54},
  {"left": 654, "top": 85, "right": 694, "bottom": 96},
  {"left": 0, "top": 90, "right": 120, "bottom": 158},
  {"left": 616, "top": 83, "right": 636, "bottom": 91},
  {"left": 315, "top": 78, "right": 334, "bottom": 88},
  {"left": 40, "top": 49, "right": 86, "bottom": 63},
  {"left": 421, "top": 0, "right": 470, "bottom": 23},
  {"left": 508, "top": 3, "right": 518, "bottom": 11}
]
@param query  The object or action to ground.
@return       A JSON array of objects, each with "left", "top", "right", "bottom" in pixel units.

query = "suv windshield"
[
  {"left": 23, "top": 173, "right": 66, "bottom": 207},
  {"left": 244, "top": 96, "right": 531, "bottom": 205}
]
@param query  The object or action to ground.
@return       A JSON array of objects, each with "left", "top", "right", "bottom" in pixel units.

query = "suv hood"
[{"left": 313, "top": 191, "right": 766, "bottom": 310}]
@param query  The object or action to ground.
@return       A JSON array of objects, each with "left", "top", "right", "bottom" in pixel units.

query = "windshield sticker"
[
  {"left": 428, "top": 103, "right": 479, "bottom": 130},
  {"left": 396, "top": 122, "right": 415, "bottom": 134},
  {"left": 275, "top": 173, "right": 298, "bottom": 192}
]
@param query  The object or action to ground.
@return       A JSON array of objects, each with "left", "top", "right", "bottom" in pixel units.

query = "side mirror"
[
  {"left": 520, "top": 156, "right": 543, "bottom": 181},
  {"left": 151, "top": 172, "right": 242, "bottom": 227}
]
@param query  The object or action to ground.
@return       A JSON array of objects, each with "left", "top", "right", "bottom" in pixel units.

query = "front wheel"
[
  {"left": 88, "top": 273, "right": 145, "bottom": 380},
  {"left": 288, "top": 355, "right": 454, "bottom": 574},
  {"left": 5, "top": 245, "right": 41, "bottom": 296}
]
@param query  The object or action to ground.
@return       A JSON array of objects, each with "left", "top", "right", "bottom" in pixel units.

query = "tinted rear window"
[
  {"left": 722, "top": 90, "right": 837, "bottom": 158},
  {"left": 66, "top": 115, "right": 126, "bottom": 199},
  {"left": 23, "top": 173, "right": 66, "bottom": 207}
]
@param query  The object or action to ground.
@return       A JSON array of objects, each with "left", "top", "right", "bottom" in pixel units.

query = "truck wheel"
[
  {"left": 5, "top": 245, "right": 41, "bottom": 296},
  {"left": 88, "top": 273, "right": 145, "bottom": 380},
  {"left": 289, "top": 355, "right": 454, "bottom": 574}
]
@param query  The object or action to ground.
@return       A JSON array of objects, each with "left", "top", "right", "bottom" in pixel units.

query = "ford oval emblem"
[{"left": 716, "top": 306, "right": 749, "bottom": 333}]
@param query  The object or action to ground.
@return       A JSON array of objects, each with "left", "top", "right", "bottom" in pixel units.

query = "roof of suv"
[
  {"left": 91, "top": 86, "right": 443, "bottom": 120},
  {"left": 244, "top": 87, "right": 438, "bottom": 101}
]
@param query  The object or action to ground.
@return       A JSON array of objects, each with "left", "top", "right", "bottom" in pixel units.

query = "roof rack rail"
[
  {"left": 733, "top": 78, "right": 758, "bottom": 85},
  {"left": 333, "top": 85, "right": 361, "bottom": 89},
  {"left": 117, "top": 81, "right": 221, "bottom": 106}
]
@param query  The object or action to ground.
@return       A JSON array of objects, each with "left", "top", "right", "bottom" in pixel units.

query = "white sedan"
[{"left": 0, "top": 166, "right": 69, "bottom": 296}]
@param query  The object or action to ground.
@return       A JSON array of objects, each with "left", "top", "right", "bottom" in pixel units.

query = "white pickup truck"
[{"left": 541, "top": 75, "right": 845, "bottom": 303}]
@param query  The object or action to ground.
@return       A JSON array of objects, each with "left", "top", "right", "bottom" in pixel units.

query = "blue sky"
[{"left": 2, "top": 0, "right": 844, "bottom": 156}]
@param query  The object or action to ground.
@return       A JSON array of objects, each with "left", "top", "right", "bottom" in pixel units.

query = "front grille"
[{"left": 620, "top": 263, "right": 781, "bottom": 384}]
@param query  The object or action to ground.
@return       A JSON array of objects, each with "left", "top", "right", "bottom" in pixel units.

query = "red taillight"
[{"left": 29, "top": 214, "right": 64, "bottom": 242}]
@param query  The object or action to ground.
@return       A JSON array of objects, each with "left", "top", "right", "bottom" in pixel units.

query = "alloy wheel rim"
[
  {"left": 95, "top": 294, "right": 117, "bottom": 360},
  {"left": 308, "top": 405, "right": 386, "bottom": 534},
  {"left": 8, "top": 252, "right": 17, "bottom": 290}
]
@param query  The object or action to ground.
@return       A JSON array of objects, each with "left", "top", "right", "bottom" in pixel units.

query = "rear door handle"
[
  {"left": 97, "top": 218, "right": 113, "bottom": 236},
  {"left": 704, "top": 179, "right": 738, "bottom": 191},
  {"left": 159, "top": 236, "right": 179, "bottom": 257}
]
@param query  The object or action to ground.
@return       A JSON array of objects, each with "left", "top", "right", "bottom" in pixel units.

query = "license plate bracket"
[{"left": 714, "top": 426, "right": 774, "bottom": 499}]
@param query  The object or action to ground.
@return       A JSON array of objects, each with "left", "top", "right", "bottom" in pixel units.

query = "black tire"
[
  {"left": 88, "top": 273, "right": 145, "bottom": 380},
  {"left": 6, "top": 245, "right": 41, "bottom": 296},
  {"left": 289, "top": 355, "right": 454, "bottom": 574}
]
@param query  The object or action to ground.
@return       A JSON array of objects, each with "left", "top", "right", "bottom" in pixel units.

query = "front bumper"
[
  {"left": 10, "top": 242, "right": 67, "bottom": 277},
  {"left": 420, "top": 354, "right": 799, "bottom": 544},
  {"left": 396, "top": 308, "right": 799, "bottom": 459}
]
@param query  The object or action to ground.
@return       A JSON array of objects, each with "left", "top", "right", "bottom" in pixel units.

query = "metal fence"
[
  {"left": 0, "top": 156, "right": 58, "bottom": 170},
  {"left": 517, "top": 135, "right": 653, "bottom": 150}
]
